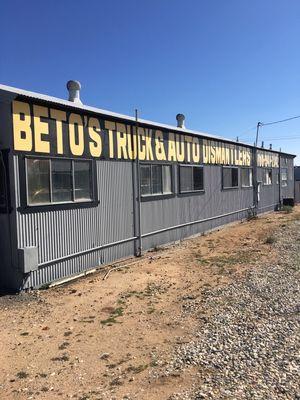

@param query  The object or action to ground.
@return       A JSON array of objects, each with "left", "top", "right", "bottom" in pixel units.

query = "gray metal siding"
[
  {"left": 14, "top": 158, "right": 135, "bottom": 289},
  {"left": 141, "top": 165, "right": 253, "bottom": 250},
  {"left": 295, "top": 181, "right": 300, "bottom": 203},
  {"left": 11, "top": 158, "right": 295, "bottom": 290},
  {"left": 257, "top": 167, "right": 279, "bottom": 213},
  {"left": 14, "top": 161, "right": 256, "bottom": 289}
]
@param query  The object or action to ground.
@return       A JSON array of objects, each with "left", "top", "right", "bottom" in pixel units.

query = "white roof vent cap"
[{"left": 67, "top": 80, "right": 82, "bottom": 104}]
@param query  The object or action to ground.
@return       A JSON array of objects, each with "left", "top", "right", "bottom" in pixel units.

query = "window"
[
  {"left": 222, "top": 167, "right": 239, "bottom": 189},
  {"left": 140, "top": 164, "right": 172, "bottom": 196},
  {"left": 263, "top": 168, "right": 272, "bottom": 185},
  {"left": 74, "top": 161, "right": 93, "bottom": 201},
  {"left": 26, "top": 158, "right": 94, "bottom": 206},
  {"left": 241, "top": 168, "right": 253, "bottom": 188},
  {"left": 179, "top": 165, "right": 204, "bottom": 193},
  {"left": 281, "top": 168, "right": 288, "bottom": 187}
]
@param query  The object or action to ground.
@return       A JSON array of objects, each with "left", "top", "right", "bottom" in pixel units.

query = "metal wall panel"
[
  {"left": 14, "top": 158, "right": 135, "bottom": 289},
  {"left": 12, "top": 157, "right": 294, "bottom": 290},
  {"left": 141, "top": 165, "right": 253, "bottom": 250}
]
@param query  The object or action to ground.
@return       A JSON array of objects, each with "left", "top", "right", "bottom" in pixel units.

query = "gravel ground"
[{"left": 167, "top": 219, "right": 300, "bottom": 400}]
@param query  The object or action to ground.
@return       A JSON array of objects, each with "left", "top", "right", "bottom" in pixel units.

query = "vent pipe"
[
  {"left": 261, "top": 141, "right": 264, "bottom": 148},
  {"left": 269, "top": 143, "right": 272, "bottom": 150},
  {"left": 176, "top": 113, "right": 186, "bottom": 129},
  {"left": 67, "top": 80, "right": 82, "bottom": 104}
]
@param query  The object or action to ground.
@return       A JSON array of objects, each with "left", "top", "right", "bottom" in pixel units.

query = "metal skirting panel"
[
  {"left": 14, "top": 158, "right": 135, "bottom": 289},
  {"left": 22, "top": 241, "right": 135, "bottom": 289}
]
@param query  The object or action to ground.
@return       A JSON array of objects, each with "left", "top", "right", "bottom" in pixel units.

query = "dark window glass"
[
  {"left": 223, "top": 167, "right": 239, "bottom": 188},
  {"left": 52, "top": 159, "right": 72, "bottom": 202},
  {"left": 222, "top": 168, "right": 232, "bottom": 188},
  {"left": 232, "top": 168, "right": 239, "bottom": 187},
  {"left": 180, "top": 166, "right": 193, "bottom": 192},
  {"left": 180, "top": 165, "right": 204, "bottom": 192},
  {"left": 74, "top": 161, "right": 92, "bottom": 201},
  {"left": 140, "top": 165, "right": 151, "bottom": 195},
  {"left": 27, "top": 159, "right": 50, "bottom": 205},
  {"left": 193, "top": 167, "right": 204, "bottom": 190},
  {"left": 152, "top": 165, "right": 162, "bottom": 194},
  {"left": 0, "top": 161, "right": 6, "bottom": 207}
]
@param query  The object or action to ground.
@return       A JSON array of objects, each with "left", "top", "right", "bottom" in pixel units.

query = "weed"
[
  {"left": 147, "top": 306, "right": 156, "bottom": 314},
  {"left": 51, "top": 354, "right": 69, "bottom": 362},
  {"left": 110, "top": 377, "right": 123, "bottom": 386},
  {"left": 100, "top": 307, "right": 124, "bottom": 325},
  {"left": 58, "top": 342, "right": 70, "bottom": 350},
  {"left": 16, "top": 371, "right": 29, "bottom": 379},
  {"left": 282, "top": 205, "right": 293, "bottom": 214},
  {"left": 196, "top": 257, "right": 210, "bottom": 265},
  {"left": 265, "top": 235, "right": 276, "bottom": 244},
  {"left": 127, "top": 364, "right": 148, "bottom": 374}
]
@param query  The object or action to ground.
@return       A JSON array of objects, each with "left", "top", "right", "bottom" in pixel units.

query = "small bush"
[
  {"left": 16, "top": 371, "right": 29, "bottom": 379},
  {"left": 282, "top": 205, "right": 293, "bottom": 214},
  {"left": 265, "top": 235, "right": 276, "bottom": 244}
]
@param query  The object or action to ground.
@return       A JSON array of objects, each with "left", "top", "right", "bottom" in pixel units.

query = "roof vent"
[
  {"left": 269, "top": 143, "right": 272, "bottom": 150},
  {"left": 67, "top": 80, "right": 82, "bottom": 104},
  {"left": 176, "top": 113, "right": 185, "bottom": 129}
]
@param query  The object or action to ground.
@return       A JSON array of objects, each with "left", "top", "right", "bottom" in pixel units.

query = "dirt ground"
[{"left": 1, "top": 207, "right": 299, "bottom": 400}]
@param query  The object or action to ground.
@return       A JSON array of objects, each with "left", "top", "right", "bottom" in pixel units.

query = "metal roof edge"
[{"left": 0, "top": 83, "right": 296, "bottom": 157}]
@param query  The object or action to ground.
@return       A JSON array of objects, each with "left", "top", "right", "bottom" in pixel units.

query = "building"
[{"left": 0, "top": 82, "right": 295, "bottom": 291}]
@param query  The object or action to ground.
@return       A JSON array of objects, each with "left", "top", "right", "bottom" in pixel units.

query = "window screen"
[
  {"left": 140, "top": 164, "right": 172, "bottom": 196},
  {"left": 179, "top": 165, "right": 204, "bottom": 193},
  {"left": 26, "top": 158, "right": 94, "bottom": 206},
  {"left": 222, "top": 167, "right": 239, "bottom": 189},
  {"left": 241, "top": 168, "right": 253, "bottom": 187}
]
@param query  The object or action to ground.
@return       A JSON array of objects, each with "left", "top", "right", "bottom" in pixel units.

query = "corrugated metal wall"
[
  {"left": 14, "top": 158, "right": 135, "bottom": 289},
  {"left": 12, "top": 155, "right": 295, "bottom": 289},
  {"left": 141, "top": 165, "right": 253, "bottom": 250}
]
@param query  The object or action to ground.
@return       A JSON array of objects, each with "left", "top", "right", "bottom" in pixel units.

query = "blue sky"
[{"left": 1, "top": 0, "right": 300, "bottom": 162}]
